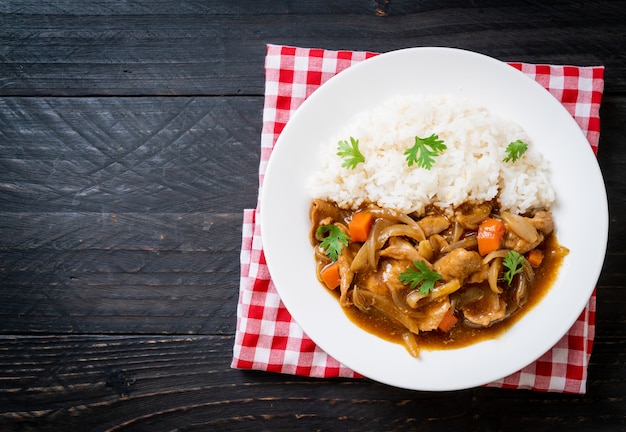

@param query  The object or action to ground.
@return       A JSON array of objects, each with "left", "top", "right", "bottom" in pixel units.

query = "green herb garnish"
[
  {"left": 404, "top": 134, "right": 447, "bottom": 169},
  {"left": 398, "top": 260, "right": 442, "bottom": 295},
  {"left": 337, "top": 137, "right": 364, "bottom": 169},
  {"left": 503, "top": 250, "right": 525, "bottom": 285},
  {"left": 503, "top": 139, "right": 528, "bottom": 163},
  {"left": 316, "top": 224, "right": 349, "bottom": 262}
]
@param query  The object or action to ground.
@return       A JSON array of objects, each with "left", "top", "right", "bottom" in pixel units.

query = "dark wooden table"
[{"left": 1, "top": 1, "right": 625, "bottom": 430}]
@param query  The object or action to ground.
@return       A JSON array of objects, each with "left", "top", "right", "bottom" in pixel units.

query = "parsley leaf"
[
  {"left": 316, "top": 224, "right": 348, "bottom": 262},
  {"left": 503, "top": 250, "right": 525, "bottom": 285},
  {"left": 503, "top": 139, "right": 528, "bottom": 163},
  {"left": 337, "top": 137, "right": 364, "bottom": 169},
  {"left": 398, "top": 261, "right": 442, "bottom": 295},
  {"left": 404, "top": 134, "right": 447, "bottom": 169}
]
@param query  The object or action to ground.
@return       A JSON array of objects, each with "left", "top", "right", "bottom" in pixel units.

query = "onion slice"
[
  {"left": 442, "top": 235, "right": 478, "bottom": 253},
  {"left": 487, "top": 257, "right": 503, "bottom": 294},
  {"left": 482, "top": 249, "right": 510, "bottom": 264},
  {"left": 501, "top": 211, "right": 539, "bottom": 243},
  {"left": 402, "top": 331, "right": 420, "bottom": 358}
]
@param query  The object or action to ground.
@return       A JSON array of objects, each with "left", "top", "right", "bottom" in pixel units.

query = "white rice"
[{"left": 306, "top": 94, "right": 555, "bottom": 215}]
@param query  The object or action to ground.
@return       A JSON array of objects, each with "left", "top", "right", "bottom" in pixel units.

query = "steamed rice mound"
[{"left": 307, "top": 94, "right": 555, "bottom": 215}]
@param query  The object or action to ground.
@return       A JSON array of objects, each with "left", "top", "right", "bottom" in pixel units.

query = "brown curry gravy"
[{"left": 338, "top": 234, "right": 569, "bottom": 351}]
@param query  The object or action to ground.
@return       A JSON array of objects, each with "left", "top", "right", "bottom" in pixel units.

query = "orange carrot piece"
[
  {"left": 477, "top": 218, "right": 506, "bottom": 256},
  {"left": 527, "top": 249, "right": 544, "bottom": 267},
  {"left": 348, "top": 211, "right": 373, "bottom": 242},
  {"left": 320, "top": 262, "right": 341, "bottom": 290},
  {"left": 438, "top": 309, "right": 459, "bottom": 332}
]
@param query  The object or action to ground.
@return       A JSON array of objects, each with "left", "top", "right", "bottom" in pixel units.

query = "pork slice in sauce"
[
  {"left": 461, "top": 287, "right": 507, "bottom": 327},
  {"left": 529, "top": 210, "right": 554, "bottom": 235},
  {"left": 417, "top": 215, "right": 451, "bottom": 237},
  {"left": 415, "top": 298, "right": 451, "bottom": 332},
  {"left": 433, "top": 248, "right": 486, "bottom": 284},
  {"left": 380, "top": 237, "right": 429, "bottom": 264},
  {"left": 503, "top": 231, "right": 545, "bottom": 255}
]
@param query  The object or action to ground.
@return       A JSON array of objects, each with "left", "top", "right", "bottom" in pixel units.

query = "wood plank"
[
  {"left": 0, "top": 253, "right": 241, "bottom": 335},
  {"left": 0, "top": 211, "right": 244, "bottom": 335},
  {"left": 0, "top": 0, "right": 378, "bottom": 15},
  {"left": 0, "top": 335, "right": 470, "bottom": 430},
  {"left": 0, "top": 335, "right": 623, "bottom": 431},
  {"left": 598, "top": 97, "right": 626, "bottom": 250},
  {"left": 596, "top": 95, "right": 626, "bottom": 312},
  {"left": 0, "top": 212, "right": 242, "bottom": 251},
  {"left": 0, "top": 97, "right": 262, "bottom": 213},
  {"left": 0, "top": 94, "right": 262, "bottom": 335},
  {"left": 0, "top": 0, "right": 620, "bottom": 17},
  {"left": 1, "top": 2, "right": 624, "bottom": 96}
]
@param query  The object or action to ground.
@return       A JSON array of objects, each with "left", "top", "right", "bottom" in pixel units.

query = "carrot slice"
[
  {"left": 320, "top": 262, "right": 341, "bottom": 290},
  {"left": 527, "top": 249, "right": 544, "bottom": 267},
  {"left": 477, "top": 218, "right": 506, "bottom": 256},
  {"left": 348, "top": 211, "right": 373, "bottom": 242},
  {"left": 438, "top": 309, "right": 459, "bottom": 332}
]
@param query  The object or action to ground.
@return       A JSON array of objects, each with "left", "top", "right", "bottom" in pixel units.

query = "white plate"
[{"left": 260, "top": 47, "right": 608, "bottom": 391}]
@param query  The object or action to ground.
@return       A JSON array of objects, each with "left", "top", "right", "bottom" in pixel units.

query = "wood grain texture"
[
  {"left": 0, "top": 97, "right": 262, "bottom": 213},
  {"left": 1, "top": 1, "right": 624, "bottom": 96},
  {"left": 1, "top": 0, "right": 625, "bottom": 430},
  {"left": 0, "top": 335, "right": 624, "bottom": 432},
  {"left": 0, "top": 96, "right": 261, "bottom": 336}
]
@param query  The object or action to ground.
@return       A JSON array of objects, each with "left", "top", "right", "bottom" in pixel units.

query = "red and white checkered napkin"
[{"left": 232, "top": 44, "right": 605, "bottom": 393}]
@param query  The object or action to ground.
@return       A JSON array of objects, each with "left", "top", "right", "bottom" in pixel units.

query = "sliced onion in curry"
[
  {"left": 501, "top": 211, "right": 539, "bottom": 244},
  {"left": 356, "top": 289, "right": 422, "bottom": 334},
  {"left": 442, "top": 234, "right": 478, "bottom": 253},
  {"left": 482, "top": 249, "right": 510, "bottom": 264},
  {"left": 402, "top": 331, "right": 421, "bottom": 358},
  {"left": 368, "top": 207, "right": 426, "bottom": 239},
  {"left": 487, "top": 257, "right": 503, "bottom": 294}
]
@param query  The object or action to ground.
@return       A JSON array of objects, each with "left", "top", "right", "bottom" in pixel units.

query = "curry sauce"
[{"left": 341, "top": 234, "right": 568, "bottom": 350}]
